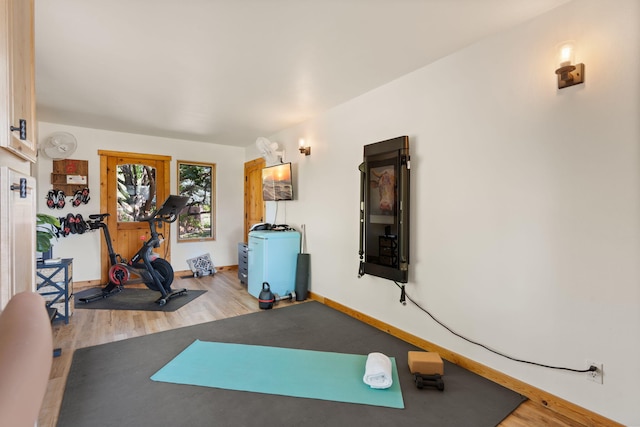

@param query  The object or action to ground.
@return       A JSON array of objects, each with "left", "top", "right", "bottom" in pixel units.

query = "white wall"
[
  {"left": 36, "top": 122, "right": 245, "bottom": 282},
  {"left": 257, "top": 1, "right": 640, "bottom": 424}
]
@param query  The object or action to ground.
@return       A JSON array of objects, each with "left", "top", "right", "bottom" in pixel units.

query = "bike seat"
[{"left": 89, "top": 213, "right": 110, "bottom": 221}]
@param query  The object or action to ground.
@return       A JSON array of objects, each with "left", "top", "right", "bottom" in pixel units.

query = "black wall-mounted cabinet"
[{"left": 358, "top": 136, "right": 410, "bottom": 283}]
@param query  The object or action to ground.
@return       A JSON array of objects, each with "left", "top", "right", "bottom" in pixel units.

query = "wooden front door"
[
  {"left": 99, "top": 150, "right": 171, "bottom": 283},
  {"left": 243, "top": 157, "right": 265, "bottom": 242}
]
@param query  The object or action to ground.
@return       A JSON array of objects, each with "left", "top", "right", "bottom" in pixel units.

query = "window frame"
[{"left": 177, "top": 160, "right": 216, "bottom": 242}]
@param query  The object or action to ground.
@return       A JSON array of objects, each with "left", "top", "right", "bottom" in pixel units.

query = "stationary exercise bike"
[{"left": 78, "top": 195, "right": 190, "bottom": 306}]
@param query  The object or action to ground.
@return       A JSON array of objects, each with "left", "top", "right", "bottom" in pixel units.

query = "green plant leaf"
[{"left": 36, "top": 213, "right": 60, "bottom": 253}]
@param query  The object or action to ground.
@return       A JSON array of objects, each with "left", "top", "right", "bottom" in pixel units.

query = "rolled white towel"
[{"left": 363, "top": 352, "right": 393, "bottom": 389}]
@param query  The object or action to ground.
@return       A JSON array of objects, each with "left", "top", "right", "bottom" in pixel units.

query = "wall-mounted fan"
[
  {"left": 255, "top": 137, "right": 282, "bottom": 165},
  {"left": 40, "top": 132, "right": 78, "bottom": 160}
]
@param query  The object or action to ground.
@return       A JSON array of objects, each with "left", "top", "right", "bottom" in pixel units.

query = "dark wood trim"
[{"left": 97, "top": 150, "right": 172, "bottom": 162}]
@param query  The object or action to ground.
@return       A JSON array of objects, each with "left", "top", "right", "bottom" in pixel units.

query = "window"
[
  {"left": 177, "top": 161, "right": 216, "bottom": 241},
  {"left": 117, "top": 163, "right": 157, "bottom": 222}
]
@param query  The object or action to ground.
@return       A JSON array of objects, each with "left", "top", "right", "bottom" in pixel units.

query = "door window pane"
[{"left": 117, "top": 163, "right": 157, "bottom": 222}]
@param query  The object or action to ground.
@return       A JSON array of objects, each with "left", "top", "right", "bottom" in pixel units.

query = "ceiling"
[{"left": 34, "top": 0, "right": 570, "bottom": 147}]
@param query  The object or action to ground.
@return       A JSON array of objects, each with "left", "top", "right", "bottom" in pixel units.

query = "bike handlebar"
[{"left": 87, "top": 195, "right": 188, "bottom": 225}]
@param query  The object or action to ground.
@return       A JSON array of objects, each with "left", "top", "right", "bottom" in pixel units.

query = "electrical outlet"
[{"left": 586, "top": 359, "right": 603, "bottom": 384}]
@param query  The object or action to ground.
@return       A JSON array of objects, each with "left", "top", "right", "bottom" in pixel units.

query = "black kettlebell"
[{"left": 258, "top": 282, "right": 275, "bottom": 309}]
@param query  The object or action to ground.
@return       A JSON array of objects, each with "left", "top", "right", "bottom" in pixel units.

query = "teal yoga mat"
[{"left": 151, "top": 340, "right": 404, "bottom": 409}]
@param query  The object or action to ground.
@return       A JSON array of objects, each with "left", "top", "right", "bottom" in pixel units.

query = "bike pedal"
[
  {"left": 81, "top": 187, "right": 90, "bottom": 204},
  {"left": 56, "top": 190, "right": 66, "bottom": 209},
  {"left": 46, "top": 189, "right": 56, "bottom": 209},
  {"left": 72, "top": 190, "right": 83, "bottom": 207},
  {"left": 59, "top": 216, "right": 70, "bottom": 237},
  {"left": 75, "top": 214, "right": 86, "bottom": 234},
  {"left": 66, "top": 213, "right": 77, "bottom": 234}
]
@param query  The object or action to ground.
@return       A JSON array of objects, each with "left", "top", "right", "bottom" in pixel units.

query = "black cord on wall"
[{"left": 394, "top": 282, "right": 596, "bottom": 373}]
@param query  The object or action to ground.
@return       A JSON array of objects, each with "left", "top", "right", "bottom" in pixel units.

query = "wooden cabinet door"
[
  {"left": 1, "top": 0, "right": 37, "bottom": 162},
  {"left": 0, "top": 167, "right": 36, "bottom": 310}
]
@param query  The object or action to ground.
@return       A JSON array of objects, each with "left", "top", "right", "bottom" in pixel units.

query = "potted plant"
[{"left": 36, "top": 213, "right": 60, "bottom": 259}]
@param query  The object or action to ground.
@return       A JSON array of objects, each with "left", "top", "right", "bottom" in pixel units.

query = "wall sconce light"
[
  {"left": 555, "top": 42, "right": 584, "bottom": 89},
  {"left": 298, "top": 139, "right": 311, "bottom": 156}
]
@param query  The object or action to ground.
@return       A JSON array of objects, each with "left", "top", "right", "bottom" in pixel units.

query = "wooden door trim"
[
  {"left": 244, "top": 158, "right": 264, "bottom": 168},
  {"left": 98, "top": 150, "right": 171, "bottom": 162},
  {"left": 244, "top": 157, "right": 265, "bottom": 241}
]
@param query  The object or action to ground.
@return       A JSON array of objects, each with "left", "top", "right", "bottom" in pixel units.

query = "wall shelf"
[{"left": 51, "top": 159, "right": 88, "bottom": 195}]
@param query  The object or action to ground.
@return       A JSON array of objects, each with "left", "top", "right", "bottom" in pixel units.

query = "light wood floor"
[{"left": 38, "top": 268, "right": 586, "bottom": 427}]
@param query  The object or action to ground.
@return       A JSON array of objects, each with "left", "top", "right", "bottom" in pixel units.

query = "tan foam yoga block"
[{"left": 408, "top": 351, "right": 444, "bottom": 375}]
